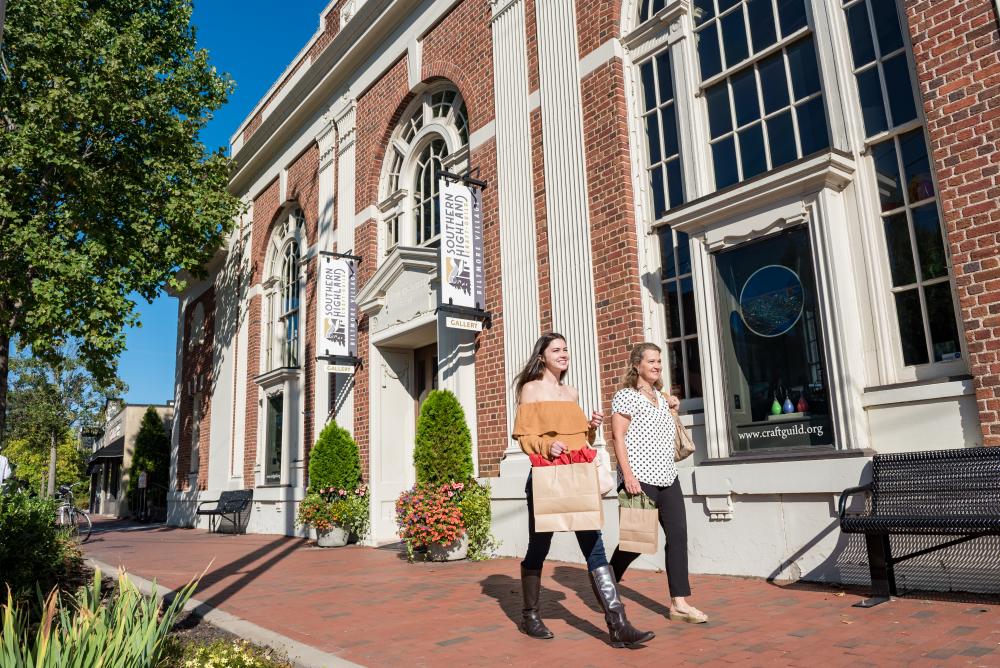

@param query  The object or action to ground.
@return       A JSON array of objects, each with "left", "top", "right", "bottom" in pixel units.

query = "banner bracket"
[{"left": 436, "top": 169, "right": 488, "bottom": 190}]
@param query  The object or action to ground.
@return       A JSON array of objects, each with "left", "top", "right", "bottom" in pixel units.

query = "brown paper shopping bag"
[
  {"left": 617, "top": 491, "right": 659, "bottom": 554},
  {"left": 531, "top": 462, "right": 604, "bottom": 532}
]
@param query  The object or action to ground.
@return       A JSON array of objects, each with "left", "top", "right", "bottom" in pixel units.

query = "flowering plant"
[
  {"left": 295, "top": 484, "right": 370, "bottom": 540},
  {"left": 395, "top": 481, "right": 466, "bottom": 561}
]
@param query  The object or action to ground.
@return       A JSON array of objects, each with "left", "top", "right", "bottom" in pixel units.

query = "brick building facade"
[{"left": 169, "top": 0, "right": 1000, "bottom": 584}]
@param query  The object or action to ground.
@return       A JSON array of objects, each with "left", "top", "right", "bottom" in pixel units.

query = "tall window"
[
  {"left": 264, "top": 393, "right": 283, "bottom": 485},
  {"left": 280, "top": 240, "right": 300, "bottom": 367},
  {"left": 842, "top": 0, "right": 961, "bottom": 367},
  {"left": 379, "top": 86, "right": 468, "bottom": 253},
  {"left": 694, "top": 0, "right": 829, "bottom": 189},
  {"left": 266, "top": 209, "right": 303, "bottom": 370},
  {"left": 190, "top": 394, "right": 201, "bottom": 474}
]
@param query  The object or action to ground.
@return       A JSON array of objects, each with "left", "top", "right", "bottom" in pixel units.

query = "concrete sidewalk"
[{"left": 83, "top": 519, "right": 999, "bottom": 667}]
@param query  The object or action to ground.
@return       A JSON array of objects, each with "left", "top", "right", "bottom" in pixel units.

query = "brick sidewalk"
[{"left": 83, "top": 519, "right": 999, "bottom": 667}]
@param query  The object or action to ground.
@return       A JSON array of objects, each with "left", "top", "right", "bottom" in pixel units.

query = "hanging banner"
[
  {"left": 439, "top": 178, "right": 485, "bottom": 311},
  {"left": 317, "top": 253, "right": 357, "bottom": 368}
]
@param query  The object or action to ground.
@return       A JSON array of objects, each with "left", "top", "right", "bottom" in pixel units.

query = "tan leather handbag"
[{"left": 672, "top": 409, "right": 696, "bottom": 462}]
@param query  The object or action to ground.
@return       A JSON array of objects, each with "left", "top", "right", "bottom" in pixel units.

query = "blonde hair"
[{"left": 621, "top": 342, "right": 664, "bottom": 391}]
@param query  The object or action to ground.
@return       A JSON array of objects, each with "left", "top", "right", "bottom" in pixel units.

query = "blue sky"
[{"left": 119, "top": 0, "right": 328, "bottom": 404}]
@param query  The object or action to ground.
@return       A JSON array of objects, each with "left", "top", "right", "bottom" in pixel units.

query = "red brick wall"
[
  {"left": 177, "top": 287, "right": 216, "bottom": 491},
  {"left": 576, "top": 0, "right": 621, "bottom": 57},
  {"left": 352, "top": 220, "right": 378, "bottom": 475},
  {"left": 581, "top": 59, "right": 647, "bottom": 436},
  {"left": 904, "top": 0, "right": 1000, "bottom": 445},
  {"left": 355, "top": 56, "right": 412, "bottom": 213}
]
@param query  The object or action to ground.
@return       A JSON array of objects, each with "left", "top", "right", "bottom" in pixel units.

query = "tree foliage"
[
  {"left": 0, "top": 0, "right": 241, "bottom": 436},
  {"left": 413, "top": 390, "right": 473, "bottom": 486},
  {"left": 3, "top": 434, "right": 85, "bottom": 493},
  {"left": 308, "top": 421, "right": 362, "bottom": 492},
  {"left": 127, "top": 406, "right": 169, "bottom": 494}
]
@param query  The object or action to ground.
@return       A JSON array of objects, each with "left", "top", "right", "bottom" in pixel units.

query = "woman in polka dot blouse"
[{"left": 609, "top": 342, "right": 708, "bottom": 624}]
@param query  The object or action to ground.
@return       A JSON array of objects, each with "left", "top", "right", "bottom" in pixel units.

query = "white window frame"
[
  {"left": 189, "top": 393, "right": 201, "bottom": 475},
  {"left": 264, "top": 208, "right": 305, "bottom": 371},
  {"left": 377, "top": 85, "right": 470, "bottom": 258}
]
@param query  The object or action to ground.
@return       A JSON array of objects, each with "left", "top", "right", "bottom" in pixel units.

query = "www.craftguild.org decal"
[
  {"left": 439, "top": 178, "right": 484, "bottom": 310},
  {"left": 317, "top": 254, "right": 357, "bottom": 359}
]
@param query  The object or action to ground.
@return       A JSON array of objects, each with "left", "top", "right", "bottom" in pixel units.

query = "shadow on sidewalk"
[
  {"left": 190, "top": 536, "right": 305, "bottom": 611},
  {"left": 479, "top": 573, "right": 607, "bottom": 642},
  {"left": 550, "top": 565, "right": 672, "bottom": 619}
]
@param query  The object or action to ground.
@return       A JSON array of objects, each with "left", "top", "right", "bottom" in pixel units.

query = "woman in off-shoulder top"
[{"left": 511, "top": 332, "right": 654, "bottom": 649}]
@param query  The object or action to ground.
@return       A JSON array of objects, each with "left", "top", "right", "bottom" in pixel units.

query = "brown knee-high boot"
[
  {"left": 589, "top": 565, "right": 655, "bottom": 648},
  {"left": 520, "top": 566, "right": 554, "bottom": 639}
]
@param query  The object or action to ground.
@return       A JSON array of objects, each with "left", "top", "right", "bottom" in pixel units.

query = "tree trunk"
[
  {"left": 0, "top": 331, "right": 8, "bottom": 443},
  {"left": 48, "top": 430, "right": 57, "bottom": 496}
]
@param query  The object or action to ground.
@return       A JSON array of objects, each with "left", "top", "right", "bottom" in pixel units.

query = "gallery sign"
[
  {"left": 317, "top": 252, "right": 357, "bottom": 370},
  {"left": 438, "top": 177, "right": 485, "bottom": 313}
]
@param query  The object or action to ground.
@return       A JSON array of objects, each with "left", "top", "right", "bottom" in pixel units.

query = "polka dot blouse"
[{"left": 612, "top": 388, "right": 678, "bottom": 487}]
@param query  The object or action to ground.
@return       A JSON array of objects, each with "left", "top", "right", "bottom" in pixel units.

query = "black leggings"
[
  {"left": 521, "top": 474, "right": 608, "bottom": 571},
  {"left": 610, "top": 478, "right": 691, "bottom": 597}
]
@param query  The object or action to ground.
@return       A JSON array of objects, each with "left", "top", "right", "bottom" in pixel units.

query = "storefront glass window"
[
  {"left": 265, "top": 393, "right": 283, "bottom": 484},
  {"left": 715, "top": 227, "right": 834, "bottom": 452},
  {"left": 843, "top": 0, "right": 961, "bottom": 367},
  {"left": 695, "top": 0, "right": 829, "bottom": 190}
]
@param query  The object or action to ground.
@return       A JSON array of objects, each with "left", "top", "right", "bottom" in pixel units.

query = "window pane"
[
  {"left": 767, "top": 110, "right": 797, "bottom": 167},
  {"left": 265, "top": 394, "right": 283, "bottom": 484},
  {"left": 871, "top": 138, "right": 903, "bottom": 211},
  {"left": 795, "top": 96, "right": 829, "bottom": 154},
  {"left": 662, "top": 105, "right": 679, "bottom": 156},
  {"left": 739, "top": 124, "right": 767, "bottom": 179},
  {"left": 681, "top": 276, "right": 697, "bottom": 335},
  {"left": 722, "top": 9, "right": 750, "bottom": 69},
  {"left": 666, "top": 281, "right": 682, "bottom": 338},
  {"left": 656, "top": 51, "right": 674, "bottom": 102},
  {"left": 713, "top": 136, "right": 740, "bottom": 189},
  {"left": 698, "top": 25, "right": 723, "bottom": 80},
  {"left": 882, "top": 54, "right": 917, "bottom": 127},
  {"left": 855, "top": 68, "right": 888, "bottom": 137},
  {"left": 667, "top": 159, "right": 684, "bottom": 208},
  {"left": 894, "top": 289, "right": 929, "bottom": 365},
  {"left": 706, "top": 82, "right": 733, "bottom": 138},
  {"left": 759, "top": 51, "right": 790, "bottom": 114},
  {"left": 777, "top": 0, "right": 807, "bottom": 36},
  {"left": 646, "top": 113, "right": 662, "bottom": 165},
  {"left": 748, "top": 0, "right": 778, "bottom": 52},
  {"left": 719, "top": 0, "right": 742, "bottom": 11},
  {"left": 686, "top": 338, "right": 703, "bottom": 397},
  {"left": 693, "top": 0, "right": 715, "bottom": 26},
  {"left": 677, "top": 230, "right": 692, "bottom": 275},
  {"left": 899, "top": 129, "right": 934, "bottom": 203},
  {"left": 870, "top": 0, "right": 904, "bottom": 55},
  {"left": 912, "top": 204, "right": 948, "bottom": 280},
  {"left": 732, "top": 68, "right": 761, "bottom": 127},
  {"left": 925, "top": 283, "right": 961, "bottom": 362},
  {"left": 883, "top": 213, "right": 917, "bottom": 286},
  {"left": 845, "top": 2, "right": 876, "bottom": 68},
  {"left": 668, "top": 340, "right": 686, "bottom": 399},
  {"left": 641, "top": 60, "right": 657, "bottom": 111},
  {"left": 787, "top": 37, "right": 821, "bottom": 100},
  {"left": 660, "top": 227, "right": 677, "bottom": 279},
  {"left": 650, "top": 165, "right": 668, "bottom": 218}
]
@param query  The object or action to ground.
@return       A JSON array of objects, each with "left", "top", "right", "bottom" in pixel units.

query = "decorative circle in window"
[{"left": 738, "top": 264, "right": 804, "bottom": 337}]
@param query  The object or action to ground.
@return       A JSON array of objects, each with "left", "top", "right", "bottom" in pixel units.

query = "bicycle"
[{"left": 55, "top": 483, "right": 93, "bottom": 543}]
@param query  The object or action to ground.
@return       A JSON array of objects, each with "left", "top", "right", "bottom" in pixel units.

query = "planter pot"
[
  {"left": 316, "top": 526, "right": 350, "bottom": 547},
  {"left": 427, "top": 532, "right": 468, "bottom": 561}
]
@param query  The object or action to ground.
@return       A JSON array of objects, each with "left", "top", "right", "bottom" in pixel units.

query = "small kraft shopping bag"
[
  {"left": 617, "top": 490, "right": 659, "bottom": 554},
  {"left": 531, "top": 462, "right": 604, "bottom": 532}
]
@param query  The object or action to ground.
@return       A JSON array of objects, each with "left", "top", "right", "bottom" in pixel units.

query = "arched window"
[
  {"left": 266, "top": 208, "right": 304, "bottom": 369},
  {"left": 379, "top": 86, "right": 469, "bottom": 254}
]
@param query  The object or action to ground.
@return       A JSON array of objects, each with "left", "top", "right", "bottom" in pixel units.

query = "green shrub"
[
  {"left": 128, "top": 406, "right": 170, "bottom": 494},
  {"left": 0, "top": 569, "right": 196, "bottom": 667},
  {"left": 413, "top": 390, "right": 473, "bottom": 486},
  {"left": 460, "top": 480, "right": 500, "bottom": 561},
  {"left": 160, "top": 638, "right": 292, "bottom": 668},
  {"left": 0, "top": 493, "right": 80, "bottom": 606},
  {"left": 308, "top": 421, "right": 361, "bottom": 492}
]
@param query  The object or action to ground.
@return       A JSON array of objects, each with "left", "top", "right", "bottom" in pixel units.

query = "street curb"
[{"left": 87, "top": 558, "right": 364, "bottom": 668}]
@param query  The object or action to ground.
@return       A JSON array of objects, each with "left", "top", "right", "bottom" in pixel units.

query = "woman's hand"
[
  {"left": 623, "top": 472, "right": 642, "bottom": 495},
  {"left": 589, "top": 410, "right": 604, "bottom": 430},
  {"left": 666, "top": 394, "right": 680, "bottom": 410},
  {"left": 549, "top": 440, "right": 567, "bottom": 458}
]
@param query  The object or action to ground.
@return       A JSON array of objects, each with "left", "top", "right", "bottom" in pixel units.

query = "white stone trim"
[
  {"left": 862, "top": 378, "right": 975, "bottom": 408},
  {"left": 577, "top": 39, "right": 625, "bottom": 81},
  {"left": 469, "top": 120, "right": 496, "bottom": 150},
  {"left": 355, "top": 205, "right": 379, "bottom": 228}
]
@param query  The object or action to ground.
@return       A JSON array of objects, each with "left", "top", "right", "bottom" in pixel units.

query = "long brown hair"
[
  {"left": 513, "top": 332, "right": 567, "bottom": 401},
  {"left": 621, "top": 342, "right": 664, "bottom": 391}
]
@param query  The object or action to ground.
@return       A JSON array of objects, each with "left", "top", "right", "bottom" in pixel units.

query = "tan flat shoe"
[{"left": 669, "top": 607, "right": 708, "bottom": 624}]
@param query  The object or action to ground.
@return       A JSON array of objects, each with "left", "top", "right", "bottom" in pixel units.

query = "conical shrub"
[
  {"left": 309, "top": 421, "right": 362, "bottom": 491},
  {"left": 413, "top": 389, "right": 473, "bottom": 485}
]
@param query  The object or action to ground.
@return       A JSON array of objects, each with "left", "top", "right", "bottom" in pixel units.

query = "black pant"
[
  {"left": 521, "top": 474, "right": 608, "bottom": 571},
  {"left": 610, "top": 478, "right": 690, "bottom": 597}
]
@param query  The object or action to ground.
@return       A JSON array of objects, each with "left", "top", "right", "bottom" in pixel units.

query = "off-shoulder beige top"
[{"left": 512, "top": 401, "right": 596, "bottom": 459}]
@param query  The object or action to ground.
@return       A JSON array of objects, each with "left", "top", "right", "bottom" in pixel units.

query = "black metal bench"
[
  {"left": 196, "top": 490, "right": 253, "bottom": 534},
  {"left": 839, "top": 447, "right": 1000, "bottom": 607}
]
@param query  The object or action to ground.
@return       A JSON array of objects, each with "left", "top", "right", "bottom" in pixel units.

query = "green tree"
[
  {"left": 309, "top": 421, "right": 362, "bottom": 491},
  {"left": 0, "top": 0, "right": 241, "bottom": 438},
  {"left": 413, "top": 390, "right": 473, "bottom": 486},
  {"left": 127, "top": 406, "right": 169, "bottom": 495},
  {"left": 3, "top": 433, "right": 85, "bottom": 494}
]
